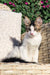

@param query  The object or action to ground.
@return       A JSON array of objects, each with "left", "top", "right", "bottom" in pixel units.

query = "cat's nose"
[{"left": 30, "top": 33, "right": 33, "bottom": 35}]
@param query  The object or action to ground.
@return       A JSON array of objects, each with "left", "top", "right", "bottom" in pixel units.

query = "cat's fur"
[{"left": 6, "top": 17, "right": 42, "bottom": 63}]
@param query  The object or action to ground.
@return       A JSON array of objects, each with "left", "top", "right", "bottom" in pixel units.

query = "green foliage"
[{"left": 0, "top": 0, "right": 50, "bottom": 33}]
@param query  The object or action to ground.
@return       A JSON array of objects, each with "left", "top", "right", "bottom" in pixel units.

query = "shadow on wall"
[{"left": 10, "top": 37, "right": 22, "bottom": 47}]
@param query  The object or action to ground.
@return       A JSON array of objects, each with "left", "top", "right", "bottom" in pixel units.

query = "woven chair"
[
  {"left": 39, "top": 23, "right": 50, "bottom": 63},
  {"left": 0, "top": 3, "right": 50, "bottom": 64}
]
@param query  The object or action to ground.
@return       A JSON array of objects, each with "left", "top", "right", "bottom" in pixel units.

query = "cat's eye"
[
  {"left": 34, "top": 27, "right": 38, "bottom": 31},
  {"left": 34, "top": 27, "right": 41, "bottom": 32},
  {"left": 29, "top": 28, "right": 31, "bottom": 31},
  {"left": 34, "top": 27, "right": 37, "bottom": 30}
]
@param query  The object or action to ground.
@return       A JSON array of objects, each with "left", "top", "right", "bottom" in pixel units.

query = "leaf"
[
  {"left": 1, "top": 0, "right": 7, "bottom": 3},
  {"left": 45, "top": 16, "right": 48, "bottom": 19},
  {"left": 34, "top": 1, "right": 38, "bottom": 5},
  {"left": 30, "top": 0, "right": 33, "bottom": 2},
  {"left": 31, "top": 3, "right": 34, "bottom": 7},
  {"left": 32, "top": 9, "right": 34, "bottom": 13},
  {"left": 43, "top": 10, "right": 46, "bottom": 15},
  {"left": 17, "top": 0, "right": 22, "bottom": 3}
]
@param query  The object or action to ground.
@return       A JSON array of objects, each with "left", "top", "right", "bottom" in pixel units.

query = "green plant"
[{"left": 0, "top": 0, "right": 50, "bottom": 34}]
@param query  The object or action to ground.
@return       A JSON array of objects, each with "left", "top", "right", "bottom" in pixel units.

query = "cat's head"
[{"left": 23, "top": 16, "right": 43, "bottom": 38}]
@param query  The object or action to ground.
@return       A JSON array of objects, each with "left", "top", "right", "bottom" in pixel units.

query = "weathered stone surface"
[{"left": 0, "top": 11, "right": 22, "bottom": 61}]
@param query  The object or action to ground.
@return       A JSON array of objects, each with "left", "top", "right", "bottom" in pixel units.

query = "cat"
[{"left": 5, "top": 16, "right": 43, "bottom": 63}]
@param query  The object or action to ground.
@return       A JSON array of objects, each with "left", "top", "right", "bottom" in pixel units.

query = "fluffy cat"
[{"left": 6, "top": 16, "right": 43, "bottom": 63}]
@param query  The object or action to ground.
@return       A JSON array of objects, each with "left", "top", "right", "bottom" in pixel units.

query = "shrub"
[{"left": 0, "top": 0, "right": 50, "bottom": 33}]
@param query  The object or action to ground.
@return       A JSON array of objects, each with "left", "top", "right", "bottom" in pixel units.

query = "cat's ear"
[
  {"left": 23, "top": 16, "right": 31, "bottom": 26},
  {"left": 23, "top": 16, "right": 31, "bottom": 32},
  {"left": 34, "top": 17, "right": 43, "bottom": 26},
  {"left": 34, "top": 17, "right": 43, "bottom": 30}
]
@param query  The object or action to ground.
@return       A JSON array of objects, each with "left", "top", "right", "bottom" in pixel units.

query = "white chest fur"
[
  {"left": 24, "top": 32, "right": 42, "bottom": 46},
  {"left": 22, "top": 32, "right": 42, "bottom": 62}
]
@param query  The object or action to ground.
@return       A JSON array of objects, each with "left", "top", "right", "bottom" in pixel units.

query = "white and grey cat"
[{"left": 6, "top": 17, "right": 42, "bottom": 63}]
